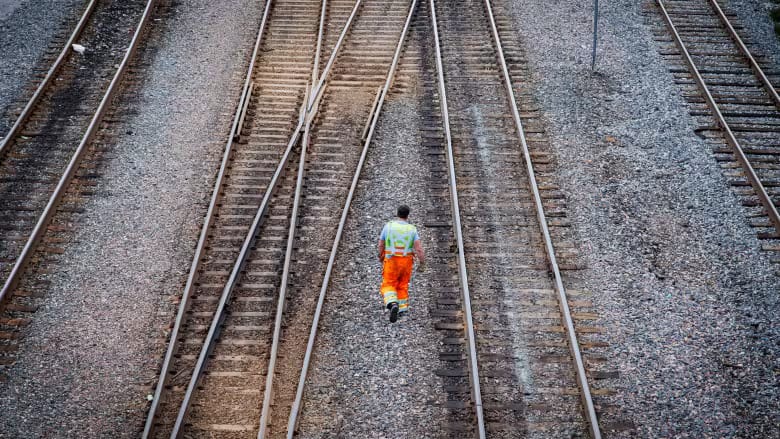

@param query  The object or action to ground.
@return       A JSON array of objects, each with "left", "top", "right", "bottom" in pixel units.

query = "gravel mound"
[
  {"left": 0, "top": 0, "right": 261, "bottom": 436},
  {"left": 502, "top": 0, "right": 780, "bottom": 436}
]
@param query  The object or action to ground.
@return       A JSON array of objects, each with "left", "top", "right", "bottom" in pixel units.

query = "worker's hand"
[{"left": 417, "top": 261, "right": 427, "bottom": 273}]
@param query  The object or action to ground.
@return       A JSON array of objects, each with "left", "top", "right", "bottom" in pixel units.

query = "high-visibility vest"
[{"left": 384, "top": 220, "right": 417, "bottom": 258}]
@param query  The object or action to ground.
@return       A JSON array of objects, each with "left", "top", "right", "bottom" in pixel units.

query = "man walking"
[{"left": 378, "top": 205, "right": 426, "bottom": 323}]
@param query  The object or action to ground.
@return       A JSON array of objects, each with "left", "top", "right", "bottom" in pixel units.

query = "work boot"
[{"left": 389, "top": 302, "right": 399, "bottom": 323}]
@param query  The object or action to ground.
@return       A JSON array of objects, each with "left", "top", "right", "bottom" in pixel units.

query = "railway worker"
[{"left": 378, "top": 205, "right": 426, "bottom": 323}]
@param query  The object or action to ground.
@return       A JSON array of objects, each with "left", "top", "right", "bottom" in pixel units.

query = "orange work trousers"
[{"left": 380, "top": 255, "right": 414, "bottom": 312}]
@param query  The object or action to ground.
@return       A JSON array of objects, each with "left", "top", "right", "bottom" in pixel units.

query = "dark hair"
[{"left": 397, "top": 205, "right": 410, "bottom": 219}]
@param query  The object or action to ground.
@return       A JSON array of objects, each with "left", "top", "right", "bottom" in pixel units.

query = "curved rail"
[
  {"left": 0, "top": 0, "right": 100, "bottom": 156},
  {"left": 428, "top": 0, "right": 487, "bottom": 436},
  {"left": 481, "top": 0, "right": 602, "bottom": 436},
  {"left": 0, "top": 0, "right": 161, "bottom": 308},
  {"left": 656, "top": 0, "right": 780, "bottom": 233},
  {"left": 256, "top": 83, "right": 313, "bottom": 439},
  {"left": 284, "top": 1, "right": 418, "bottom": 436}
]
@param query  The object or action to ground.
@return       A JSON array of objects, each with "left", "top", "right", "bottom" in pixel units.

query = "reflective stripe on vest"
[{"left": 384, "top": 220, "right": 417, "bottom": 257}]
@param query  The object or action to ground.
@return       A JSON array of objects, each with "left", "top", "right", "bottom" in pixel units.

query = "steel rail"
[
  {"left": 429, "top": 0, "right": 486, "bottom": 436},
  {"left": 235, "top": 81, "right": 256, "bottom": 142},
  {"left": 152, "top": 0, "right": 362, "bottom": 433},
  {"left": 257, "top": 3, "right": 363, "bottom": 436},
  {"left": 707, "top": 0, "right": 780, "bottom": 108},
  {"left": 157, "top": 1, "right": 360, "bottom": 435},
  {"left": 0, "top": 0, "right": 100, "bottom": 157},
  {"left": 361, "top": 85, "right": 382, "bottom": 141},
  {"left": 284, "top": 1, "right": 418, "bottom": 436},
  {"left": 312, "top": 0, "right": 328, "bottom": 86},
  {"left": 0, "top": 0, "right": 160, "bottom": 309},
  {"left": 481, "top": 0, "right": 602, "bottom": 437},
  {"left": 657, "top": 0, "right": 780, "bottom": 233},
  {"left": 257, "top": 85, "right": 312, "bottom": 439},
  {"left": 168, "top": 99, "right": 306, "bottom": 438},
  {"left": 140, "top": 1, "right": 275, "bottom": 435},
  {"left": 309, "top": 0, "right": 326, "bottom": 119},
  {"left": 306, "top": 0, "right": 363, "bottom": 113}
]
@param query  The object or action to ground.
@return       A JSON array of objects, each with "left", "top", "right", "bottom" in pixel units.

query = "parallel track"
[
  {"left": 429, "top": 0, "right": 603, "bottom": 436},
  {"left": 0, "top": 0, "right": 160, "bottom": 369},
  {"left": 654, "top": 0, "right": 780, "bottom": 258},
  {"left": 143, "top": 0, "right": 322, "bottom": 435},
  {"left": 7, "top": 0, "right": 779, "bottom": 436},
  {"left": 144, "top": 0, "right": 412, "bottom": 437}
]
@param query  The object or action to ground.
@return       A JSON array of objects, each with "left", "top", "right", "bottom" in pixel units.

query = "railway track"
[
  {"left": 0, "top": 0, "right": 160, "bottom": 369},
  {"left": 653, "top": 0, "right": 780, "bottom": 261},
  {"left": 0, "top": 2, "right": 94, "bottom": 135},
  {"left": 428, "top": 0, "right": 603, "bottom": 436},
  {"left": 144, "top": 0, "right": 413, "bottom": 437},
  {"left": 284, "top": 0, "right": 630, "bottom": 437},
  {"left": 142, "top": 0, "right": 322, "bottom": 434}
]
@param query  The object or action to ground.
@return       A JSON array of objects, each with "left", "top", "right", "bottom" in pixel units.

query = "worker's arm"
[
  {"left": 378, "top": 239, "right": 385, "bottom": 263},
  {"left": 413, "top": 239, "right": 426, "bottom": 265}
]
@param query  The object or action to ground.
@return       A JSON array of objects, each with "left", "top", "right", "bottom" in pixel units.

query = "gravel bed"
[
  {"left": 725, "top": 0, "right": 780, "bottom": 68},
  {"left": 503, "top": 0, "right": 780, "bottom": 436},
  {"left": 0, "top": 0, "right": 86, "bottom": 134},
  {"left": 294, "top": 92, "right": 450, "bottom": 437},
  {"left": 0, "top": 0, "right": 262, "bottom": 436}
]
